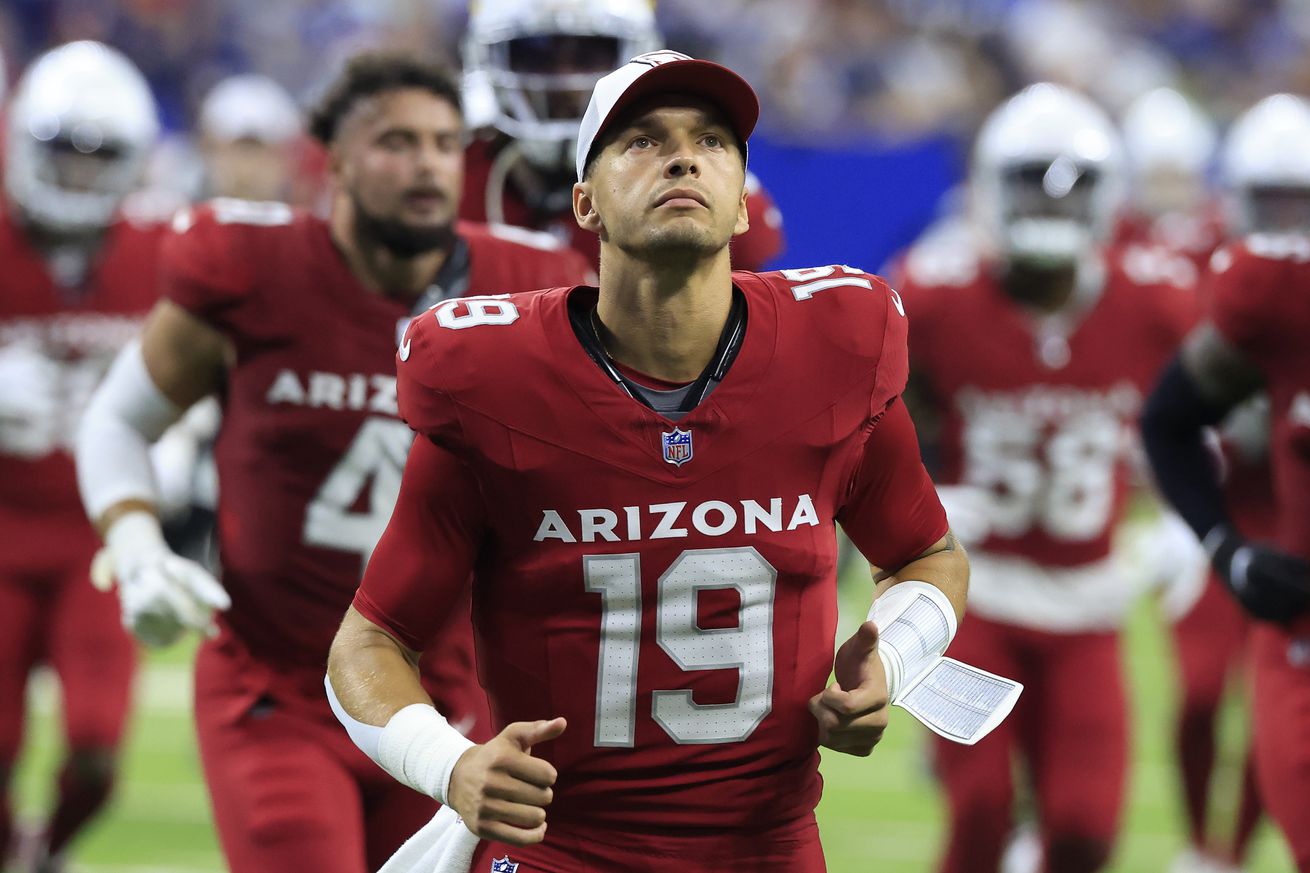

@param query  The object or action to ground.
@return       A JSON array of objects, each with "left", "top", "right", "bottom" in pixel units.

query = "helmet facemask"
[
  {"left": 994, "top": 158, "right": 1103, "bottom": 267},
  {"left": 465, "top": 0, "right": 660, "bottom": 175}
]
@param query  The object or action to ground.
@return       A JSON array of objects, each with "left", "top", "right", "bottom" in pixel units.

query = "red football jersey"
[
  {"left": 461, "top": 135, "right": 786, "bottom": 270},
  {"left": 354, "top": 266, "right": 947, "bottom": 832},
  {"left": 0, "top": 208, "right": 165, "bottom": 571},
  {"left": 900, "top": 243, "right": 1198, "bottom": 567},
  {"left": 1208, "top": 233, "right": 1310, "bottom": 633},
  {"left": 1113, "top": 202, "right": 1228, "bottom": 270},
  {"left": 161, "top": 200, "right": 591, "bottom": 668}
]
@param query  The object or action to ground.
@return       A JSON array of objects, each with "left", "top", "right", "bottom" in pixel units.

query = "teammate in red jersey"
[
  {"left": 75, "top": 52, "right": 591, "bottom": 873},
  {"left": 1114, "top": 87, "right": 1225, "bottom": 270},
  {"left": 327, "top": 52, "right": 968, "bottom": 872},
  {"left": 460, "top": 0, "right": 785, "bottom": 270},
  {"left": 0, "top": 42, "right": 162, "bottom": 873},
  {"left": 1142, "top": 94, "right": 1310, "bottom": 873},
  {"left": 1152, "top": 93, "right": 1310, "bottom": 873},
  {"left": 899, "top": 84, "right": 1198, "bottom": 873}
]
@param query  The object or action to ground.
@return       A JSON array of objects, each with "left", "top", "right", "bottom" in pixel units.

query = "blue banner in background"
[{"left": 749, "top": 135, "right": 962, "bottom": 274}]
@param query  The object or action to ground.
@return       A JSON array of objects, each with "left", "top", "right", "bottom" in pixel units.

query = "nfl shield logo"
[
  {"left": 662, "top": 427, "right": 693, "bottom": 467},
  {"left": 490, "top": 858, "right": 519, "bottom": 873}
]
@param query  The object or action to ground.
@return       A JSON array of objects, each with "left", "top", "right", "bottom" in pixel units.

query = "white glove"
[
  {"left": 92, "top": 511, "right": 231, "bottom": 647},
  {"left": 1117, "top": 510, "right": 1208, "bottom": 622},
  {"left": 0, "top": 341, "right": 62, "bottom": 458},
  {"left": 936, "top": 484, "right": 994, "bottom": 546}
]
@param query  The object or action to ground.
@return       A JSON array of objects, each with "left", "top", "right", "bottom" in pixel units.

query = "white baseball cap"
[
  {"left": 199, "top": 74, "right": 301, "bottom": 144},
  {"left": 575, "top": 50, "right": 759, "bottom": 181}
]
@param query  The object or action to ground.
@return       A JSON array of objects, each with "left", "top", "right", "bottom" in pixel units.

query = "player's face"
[
  {"left": 1247, "top": 185, "right": 1310, "bottom": 233},
  {"left": 333, "top": 88, "right": 464, "bottom": 256},
  {"left": 203, "top": 136, "right": 294, "bottom": 202},
  {"left": 579, "top": 98, "right": 749, "bottom": 257},
  {"left": 507, "top": 33, "right": 621, "bottom": 123}
]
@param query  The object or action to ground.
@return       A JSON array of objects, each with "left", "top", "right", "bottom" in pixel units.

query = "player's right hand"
[
  {"left": 447, "top": 717, "right": 566, "bottom": 847},
  {"left": 1208, "top": 525, "right": 1310, "bottom": 623},
  {"left": 0, "top": 341, "right": 61, "bottom": 458},
  {"left": 96, "top": 512, "right": 231, "bottom": 647}
]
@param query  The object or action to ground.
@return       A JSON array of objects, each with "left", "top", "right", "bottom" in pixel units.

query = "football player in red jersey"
[
  {"left": 75, "top": 52, "right": 591, "bottom": 873},
  {"left": 327, "top": 51, "right": 969, "bottom": 872},
  {"left": 460, "top": 0, "right": 786, "bottom": 270},
  {"left": 0, "top": 42, "right": 163, "bottom": 873},
  {"left": 897, "top": 84, "right": 1199, "bottom": 873},
  {"left": 1114, "top": 88, "right": 1225, "bottom": 270},
  {"left": 1153, "top": 94, "right": 1310, "bottom": 873},
  {"left": 1142, "top": 94, "right": 1310, "bottom": 873}
]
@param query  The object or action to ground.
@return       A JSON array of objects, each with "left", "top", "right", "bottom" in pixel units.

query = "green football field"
[{"left": 14, "top": 590, "right": 1295, "bottom": 872}]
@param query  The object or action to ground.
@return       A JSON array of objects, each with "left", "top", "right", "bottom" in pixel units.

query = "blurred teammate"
[
  {"left": 1159, "top": 94, "right": 1310, "bottom": 873},
  {"left": 898, "top": 84, "right": 1198, "bottom": 873},
  {"left": 0, "top": 42, "right": 162, "bottom": 872},
  {"left": 76, "top": 52, "right": 591, "bottom": 873},
  {"left": 196, "top": 73, "right": 303, "bottom": 202},
  {"left": 1115, "top": 87, "right": 1225, "bottom": 268},
  {"left": 1142, "top": 93, "right": 1310, "bottom": 873},
  {"left": 461, "top": 0, "right": 786, "bottom": 269},
  {"left": 328, "top": 51, "right": 967, "bottom": 871}
]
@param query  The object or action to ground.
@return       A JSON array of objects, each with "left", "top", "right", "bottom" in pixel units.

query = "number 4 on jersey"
[{"left": 303, "top": 417, "right": 415, "bottom": 571}]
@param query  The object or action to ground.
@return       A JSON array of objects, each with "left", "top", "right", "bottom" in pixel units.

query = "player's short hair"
[{"left": 309, "top": 51, "right": 462, "bottom": 146}]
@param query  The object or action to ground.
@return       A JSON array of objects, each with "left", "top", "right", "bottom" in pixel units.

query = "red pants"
[
  {"left": 472, "top": 814, "right": 825, "bottom": 872},
  {"left": 1171, "top": 576, "right": 1259, "bottom": 856},
  {"left": 194, "top": 631, "right": 442, "bottom": 873},
  {"left": 1250, "top": 624, "right": 1310, "bottom": 871},
  {"left": 0, "top": 549, "right": 135, "bottom": 762},
  {"left": 934, "top": 614, "right": 1126, "bottom": 873}
]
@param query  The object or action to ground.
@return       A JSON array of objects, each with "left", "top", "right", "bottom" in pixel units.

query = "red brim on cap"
[{"left": 596, "top": 58, "right": 759, "bottom": 149}]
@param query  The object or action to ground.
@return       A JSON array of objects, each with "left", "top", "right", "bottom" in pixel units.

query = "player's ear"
[
  {"left": 574, "top": 181, "right": 604, "bottom": 236},
  {"left": 732, "top": 182, "right": 750, "bottom": 237}
]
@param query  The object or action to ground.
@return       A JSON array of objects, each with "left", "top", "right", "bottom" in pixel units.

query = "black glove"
[{"left": 1207, "top": 525, "right": 1310, "bottom": 623}]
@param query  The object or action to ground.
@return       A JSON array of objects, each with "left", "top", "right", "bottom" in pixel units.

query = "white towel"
[{"left": 377, "top": 805, "right": 480, "bottom": 873}]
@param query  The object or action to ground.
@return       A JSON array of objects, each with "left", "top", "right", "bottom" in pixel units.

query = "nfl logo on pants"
[
  {"left": 490, "top": 858, "right": 519, "bottom": 873},
  {"left": 662, "top": 427, "right": 693, "bottom": 467}
]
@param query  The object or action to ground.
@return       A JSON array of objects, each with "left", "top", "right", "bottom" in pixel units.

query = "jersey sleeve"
[
  {"left": 158, "top": 204, "right": 256, "bottom": 332},
  {"left": 837, "top": 397, "right": 949, "bottom": 570},
  {"left": 1208, "top": 241, "right": 1291, "bottom": 366},
  {"left": 869, "top": 273, "right": 911, "bottom": 411},
  {"left": 395, "top": 309, "right": 464, "bottom": 444},
  {"left": 351, "top": 434, "right": 486, "bottom": 652}
]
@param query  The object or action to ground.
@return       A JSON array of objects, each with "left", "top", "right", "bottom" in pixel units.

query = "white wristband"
[
  {"left": 377, "top": 704, "right": 476, "bottom": 803},
  {"left": 325, "top": 675, "right": 475, "bottom": 803},
  {"left": 870, "top": 580, "right": 958, "bottom": 702}
]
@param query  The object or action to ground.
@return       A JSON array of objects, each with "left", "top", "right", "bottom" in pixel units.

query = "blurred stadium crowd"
[
  {"left": 4, "top": 1, "right": 1310, "bottom": 873},
  {"left": 3, "top": 0, "right": 1310, "bottom": 153}
]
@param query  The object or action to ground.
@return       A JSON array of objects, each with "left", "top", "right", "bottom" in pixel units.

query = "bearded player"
[
  {"left": 0, "top": 42, "right": 163, "bottom": 872},
  {"left": 75, "top": 52, "right": 591, "bottom": 873},
  {"left": 460, "top": 0, "right": 786, "bottom": 270},
  {"left": 1142, "top": 93, "right": 1310, "bottom": 873},
  {"left": 327, "top": 51, "right": 969, "bottom": 871},
  {"left": 896, "top": 84, "right": 1198, "bottom": 873}
]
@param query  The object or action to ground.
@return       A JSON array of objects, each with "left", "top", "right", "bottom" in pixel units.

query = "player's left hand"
[{"left": 809, "top": 621, "right": 890, "bottom": 756}]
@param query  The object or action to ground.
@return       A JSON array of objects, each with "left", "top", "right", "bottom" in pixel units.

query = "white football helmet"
[
  {"left": 1221, "top": 93, "right": 1310, "bottom": 234},
  {"left": 464, "top": 0, "right": 660, "bottom": 172},
  {"left": 971, "top": 83, "right": 1125, "bottom": 265},
  {"left": 1120, "top": 88, "right": 1216, "bottom": 216},
  {"left": 5, "top": 41, "right": 160, "bottom": 233}
]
